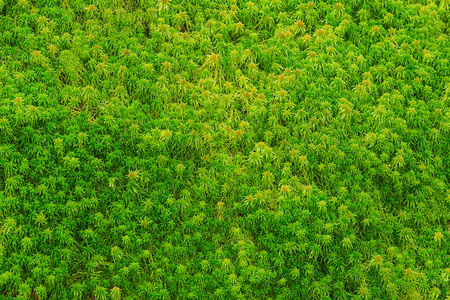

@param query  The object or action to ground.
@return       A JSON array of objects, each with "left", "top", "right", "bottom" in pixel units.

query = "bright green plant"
[{"left": 0, "top": 0, "right": 449, "bottom": 299}]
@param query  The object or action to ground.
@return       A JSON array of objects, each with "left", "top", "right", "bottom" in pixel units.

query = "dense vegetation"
[{"left": 0, "top": 0, "right": 450, "bottom": 299}]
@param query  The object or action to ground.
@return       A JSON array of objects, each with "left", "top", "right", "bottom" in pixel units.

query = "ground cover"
[{"left": 0, "top": 0, "right": 450, "bottom": 299}]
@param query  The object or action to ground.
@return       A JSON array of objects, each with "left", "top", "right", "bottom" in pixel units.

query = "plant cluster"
[{"left": 0, "top": 0, "right": 450, "bottom": 299}]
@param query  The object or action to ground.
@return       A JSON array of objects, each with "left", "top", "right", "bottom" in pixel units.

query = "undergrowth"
[{"left": 0, "top": 0, "right": 450, "bottom": 299}]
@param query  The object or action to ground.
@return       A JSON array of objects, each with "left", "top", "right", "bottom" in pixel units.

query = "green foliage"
[{"left": 0, "top": 0, "right": 450, "bottom": 299}]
